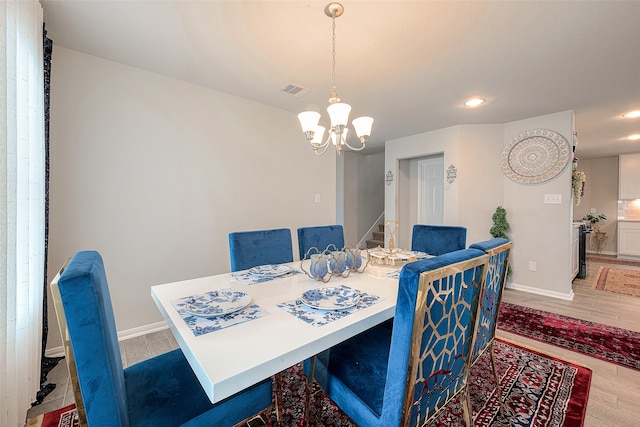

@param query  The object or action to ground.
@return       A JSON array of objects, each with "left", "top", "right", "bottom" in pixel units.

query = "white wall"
[
  {"left": 342, "top": 151, "right": 385, "bottom": 246},
  {"left": 385, "top": 124, "right": 504, "bottom": 249},
  {"left": 385, "top": 111, "right": 576, "bottom": 299},
  {"left": 46, "top": 47, "right": 336, "bottom": 351},
  {"left": 502, "top": 111, "right": 574, "bottom": 298}
]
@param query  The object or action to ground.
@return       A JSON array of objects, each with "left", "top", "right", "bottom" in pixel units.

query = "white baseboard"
[
  {"left": 44, "top": 347, "right": 65, "bottom": 358},
  {"left": 117, "top": 320, "right": 169, "bottom": 341},
  {"left": 586, "top": 249, "right": 616, "bottom": 256},
  {"left": 505, "top": 282, "right": 575, "bottom": 301},
  {"left": 617, "top": 254, "right": 640, "bottom": 261},
  {"left": 45, "top": 320, "right": 169, "bottom": 359}
]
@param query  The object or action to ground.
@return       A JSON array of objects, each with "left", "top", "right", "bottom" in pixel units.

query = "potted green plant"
[
  {"left": 582, "top": 213, "right": 607, "bottom": 236},
  {"left": 490, "top": 206, "right": 510, "bottom": 240},
  {"left": 490, "top": 206, "right": 512, "bottom": 276}
]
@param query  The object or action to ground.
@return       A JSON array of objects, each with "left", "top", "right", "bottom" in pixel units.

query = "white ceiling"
[{"left": 41, "top": 0, "right": 640, "bottom": 159}]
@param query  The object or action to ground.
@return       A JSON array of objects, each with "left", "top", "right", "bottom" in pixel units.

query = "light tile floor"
[{"left": 26, "top": 329, "right": 179, "bottom": 420}]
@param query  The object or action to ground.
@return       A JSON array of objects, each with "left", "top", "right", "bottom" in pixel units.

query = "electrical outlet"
[
  {"left": 528, "top": 261, "right": 537, "bottom": 271},
  {"left": 315, "top": 193, "right": 321, "bottom": 203}
]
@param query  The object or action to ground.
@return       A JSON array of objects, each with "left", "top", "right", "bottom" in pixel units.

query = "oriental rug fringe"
[
  {"left": 28, "top": 339, "right": 591, "bottom": 427},
  {"left": 592, "top": 266, "right": 640, "bottom": 298},
  {"left": 498, "top": 301, "right": 640, "bottom": 371}
]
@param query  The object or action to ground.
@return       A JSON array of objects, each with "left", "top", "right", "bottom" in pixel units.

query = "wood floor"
[{"left": 26, "top": 255, "right": 640, "bottom": 426}]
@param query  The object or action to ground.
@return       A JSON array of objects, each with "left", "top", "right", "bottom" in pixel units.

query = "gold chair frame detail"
[
  {"left": 402, "top": 254, "right": 488, "bottom": 427},
  {"left": 50, "top": 260, "right": 88, "bottom": 427}
]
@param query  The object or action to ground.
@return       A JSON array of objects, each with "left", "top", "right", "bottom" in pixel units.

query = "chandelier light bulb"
[
  {"left": 298, "top": 111, "right": 321, "bottom": 133},
  {"left": 327, "top": 102, "right": 351, "bottom": 127},
  {"left": 352, "top": 116, "right": 374, "bottom": 139},
  {"left": 311, "top": 126, "right": 326, "bottom": 145}
]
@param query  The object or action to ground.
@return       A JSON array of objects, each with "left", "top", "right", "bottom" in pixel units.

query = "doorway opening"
[{"left": 396, "top": 154, "right": 444, "bottom": 248}]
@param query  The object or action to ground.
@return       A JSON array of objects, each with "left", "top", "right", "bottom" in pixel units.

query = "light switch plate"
[{"left": 544, "top": 194, "right": 562, "bottom": 204}]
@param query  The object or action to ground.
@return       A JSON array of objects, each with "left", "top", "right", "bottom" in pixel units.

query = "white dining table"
[{"left": 150, "top": 260, "right": 401, "bottom": 404}]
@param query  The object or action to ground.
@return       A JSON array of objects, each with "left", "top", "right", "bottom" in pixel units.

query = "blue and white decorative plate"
[
  {"left": 184, "top": 290, "right": 251, "bottom": 317},
  {"left": 411, "top": 251, "right": 431, "bottom": 258},
  {"left": 248, "top": 264, "right": 292, "bottom": 277},
  {"left": 301, "top": 286, "right": 360, "bottom": 310}
]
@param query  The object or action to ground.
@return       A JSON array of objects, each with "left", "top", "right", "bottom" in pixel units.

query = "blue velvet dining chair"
[
  {"left": 51, "top": 251, "right": 273, "bottom": 427},
  {"left": 468, "top": 238, "right": 512, "bottom": 415},
  {"left": 228, "top": 227, "right": 294, "bottom": 272},
  {"left": 411, "top": 224, "right": 467, "bottom": 256},
  {"left": 297, "top": 224, "right": 345, "bottom": 259},
  {"left": 297, "top": 224, "right": 346, "bottom": 384},
  {"left": 310, "top": 248, "right": 488, "bottom": 427}
]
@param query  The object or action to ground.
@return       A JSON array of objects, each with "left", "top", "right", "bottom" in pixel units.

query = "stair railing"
[{"left": 357, "top": 211, "right": 385, "bottom": 249}]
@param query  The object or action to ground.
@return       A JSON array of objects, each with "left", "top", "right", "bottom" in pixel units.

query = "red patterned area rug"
[
  {"left": 27, "top": 339, "right": 590, "bottom": 427},
  {"left": 592, "top": 266, "right": 640, "bottom": 298},
  {"left": 26, "top": 404, "right": 78, "bottom": 427},
  {"left": 260, "top": 338, "right": 590, "bottom": 427},
  {"left": 498, "top": 301, "right": 640, "bottom": 371}
]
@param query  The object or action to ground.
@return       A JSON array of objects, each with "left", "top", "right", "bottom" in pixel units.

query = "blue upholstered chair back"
[
  {"left": 393, "top": 249, "right": 487, "bottom": 425},
  {"left": 56, "top": 251, "right": 130, "bottom": 426},
  {"left": 411, "top": 224, "right": 467, "bottom": 256},
  {"left": 312, "top": 249, "right": 488, "bottom": 426},
  {"left": 228, "top": 228, "right": 294, "bottom": 272},
  {"left": 469, "top": 238, "right": 511, "bottom": 362},
  {"left": 54, "top": 251, "right": 274, "bottom": 427},
  {"left": 297, "top": 225, "right": 345, "bottom": 258}
]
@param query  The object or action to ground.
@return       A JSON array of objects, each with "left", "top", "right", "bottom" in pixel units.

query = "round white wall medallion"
[{"left": 501, "top": 129, "right": 571, "bottom": 184}]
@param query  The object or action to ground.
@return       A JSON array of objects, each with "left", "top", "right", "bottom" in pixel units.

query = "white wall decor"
[
  {"left": 501, "top": 128, "right": 571, "bottom": 184},
  {"left": 385, "top": 170, "right": 394, "bottom": 186},
  {"left": 446, "top": 164, "right": 457, "bottom": 184}
]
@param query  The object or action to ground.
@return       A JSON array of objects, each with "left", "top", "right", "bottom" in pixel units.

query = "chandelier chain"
[{"left": 331, "top": 11, "right": 337, "bottom": 99}]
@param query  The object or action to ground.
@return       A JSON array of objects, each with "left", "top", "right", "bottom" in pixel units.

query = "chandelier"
[{"left": 298, "top": 2, "right": 374, "bottom": 156}]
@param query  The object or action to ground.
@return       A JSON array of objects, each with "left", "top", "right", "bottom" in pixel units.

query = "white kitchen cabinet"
[
  {"left": 618, "top": 221, "right": 640, "bottom": 259},
  {"left": 619, "top": 153, "right": 640, "bottom": 200}
]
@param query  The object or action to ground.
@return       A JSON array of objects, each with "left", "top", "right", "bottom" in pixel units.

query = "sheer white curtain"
[{"left": 1, "top": 1, "right": 46, "bottom": 426}]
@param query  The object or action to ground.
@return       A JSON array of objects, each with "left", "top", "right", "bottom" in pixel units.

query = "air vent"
[{"left": 281, "top": 84, "right": 310, "bottom": 98}]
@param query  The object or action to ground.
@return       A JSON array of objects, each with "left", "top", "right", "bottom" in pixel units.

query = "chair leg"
[
  {"left": 461, "top": 385, "right": 473, "bottom": 427},
  {"left": 245, "top": 414, "right": 268, "bottom": 427},
  {"left": 273, "top": 372, "right": 283, "bottom": 426},
  {"left": 303, "top": 356, "right": 318, "bottom": 427},
  {"left": 489, "top": 343, "right": 505, "bottom": 417}
]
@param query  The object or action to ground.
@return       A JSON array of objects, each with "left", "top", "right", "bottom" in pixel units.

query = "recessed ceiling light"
[
  {"left": 623, "top": 110, "right": 640, "bottom": 118},
  {"left": 463, "top": 97, "right": 486, "bottom": 107},
  {"left": 628, "top": 134, "right": 640, "bottom": 140}
]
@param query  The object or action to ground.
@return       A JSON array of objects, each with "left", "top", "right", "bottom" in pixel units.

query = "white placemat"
[
  {"left": 385, "top": 270, "right": 401, "bottom": 280},
  {"left": 277, "top": 285, "right": 382, "bottom": 327},
  {"left": 171, "top": 296, "right": 268, "bottom": 336},
  {"left": 231, "top": 268, "right": 303, "bottom": 285}
]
